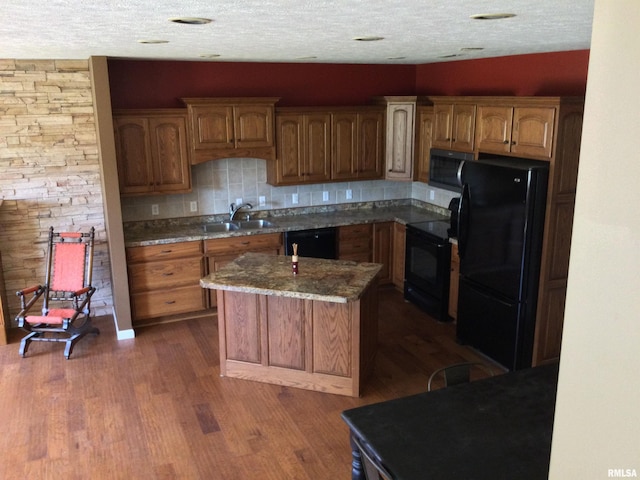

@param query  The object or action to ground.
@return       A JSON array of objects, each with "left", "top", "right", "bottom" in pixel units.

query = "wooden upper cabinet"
[
  {"left": 113, "top": 110, "right": 191, "bottom": 196},
  {"left": 432, "top": 102, "right": 476, "bottom": 151},
  {"left": 332, "top": 108, "right": 384, "bottom": 181},
  {"left": 182, "top": 98, "right": 279, "bottom": 164},
  {"left": 474, "top": 105, "right": 514, "bottom": 154},
  {"left": 357, "top": 110, "right": 385, "bottom": 179},
  {"left": 512, "top": 107, "right": 556, "bottom": 158},
  {"left": 376, "top": 97, "right": 417, "bottom": 181},
  {"left": 414, "top": 105, "right": 434, "bottom": 183},
  {"left": 270, "top": 111, "right": 331, "bottom": 185},
  {"left": 476, "top": 104, "right": 556, "bottom": 159}
]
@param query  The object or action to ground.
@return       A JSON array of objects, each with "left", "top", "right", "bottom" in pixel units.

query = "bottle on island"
[{"left": 292, "top": 243, "right": 299, "bottom": 275}]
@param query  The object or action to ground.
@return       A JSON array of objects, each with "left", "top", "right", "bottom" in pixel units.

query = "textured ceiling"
[{"left": 0, "top": 0, "right": 594, "bottom": 64}]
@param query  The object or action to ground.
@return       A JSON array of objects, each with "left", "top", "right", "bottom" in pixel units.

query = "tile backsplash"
[{"left": 120, "top": 158, "right": 459, "bottom": 222}]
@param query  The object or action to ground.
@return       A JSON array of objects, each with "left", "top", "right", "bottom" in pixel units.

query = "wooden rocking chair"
[{"left": 16, "top": 227, "right": 99, "bottom": 358}]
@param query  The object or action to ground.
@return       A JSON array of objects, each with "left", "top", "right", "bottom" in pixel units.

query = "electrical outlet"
[
  {"left": 189, "top": 201, "right": 198, "bottom": 212},
  {"left": 429, "top": 190, "right": 435, "bottom": 201},
  {"left": 259, "top": 195, "right": 266, "bottom": 206},
  {"left": 235, "top": 197, "right": 243, "bottom": 206},
  {"left": 292, "top": 193, "right": 299, "bottom": 204},
  {"left": 322, "top": 191, "right": 329, "bottom": 202},
  {"left": 151, "top": 204, "right": 159, "bottom": 215},
  {"left": 346, "top": 189, "right": 353, "bottom": 200}
]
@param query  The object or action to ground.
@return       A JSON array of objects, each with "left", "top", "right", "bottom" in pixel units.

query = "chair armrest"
[
  {"left": 72, "top": 286, "right": 94, "bottom": 297},
  {"left": 16, "top": 285, "right": 42, "bottom": 296}
]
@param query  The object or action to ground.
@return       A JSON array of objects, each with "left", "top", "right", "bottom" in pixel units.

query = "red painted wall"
[
  {"left": 107, "top": 60, "right": 417, "bottom": 109},
  {"left": 108, "top": 50, "right": 590, "bottom": 109},
  {"left": 415, "top": 50, "right": 590, "bottom": 96}
]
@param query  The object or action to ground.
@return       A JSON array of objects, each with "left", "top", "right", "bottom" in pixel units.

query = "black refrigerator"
[{"left": 456, "top": 155, "right": 549, "bottom": 371}]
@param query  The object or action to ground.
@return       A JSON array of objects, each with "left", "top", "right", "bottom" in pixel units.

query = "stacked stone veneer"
[{"left": 0, "top": 59, "right": 112, "bottom": 325}]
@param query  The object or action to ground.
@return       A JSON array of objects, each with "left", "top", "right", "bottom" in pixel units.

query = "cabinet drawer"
[
  {"left": 128, "top": 257, "right": 203, "bottom": 292},
  {"left": 339, "top": 238, "right": 372, "bottom": 256},
  {"left": 204, "top": 233, "right": 282, "bottom": 255},
  {"left": 131, "top": 286, "right": 205, "bottom": 320},
  {"left": 126, "top": 241, "right": 202, "bottom": 263},
  {"left": 339, "top": 224, "right": 373, "bottom": 240}
]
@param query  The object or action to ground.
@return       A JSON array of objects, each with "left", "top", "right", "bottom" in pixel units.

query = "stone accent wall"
[{"left": 0, "top": 59, "right": 112, "bottom": 325}]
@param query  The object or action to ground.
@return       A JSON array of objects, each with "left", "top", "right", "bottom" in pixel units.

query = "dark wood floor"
[{"left": 0, "top": 287, "right": 496, "bottom": 479}]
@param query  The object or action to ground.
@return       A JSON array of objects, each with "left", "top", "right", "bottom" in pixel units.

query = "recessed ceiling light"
[
  {"left": 199, "top": 54, "right": 221, "bottom": 59},
  {"left": 353, "top": 36, "right": 385, "bottom": 42},
  {"left": 438, "top": 53, "right": 463, "bottom": 59},
  {"left": 137, "top": 39, "right": 169, "bottom": 44},
  {"left": 460, "top": 47, "right": 485, "bottom": 51},
  {"left": 470, "top": 13, "right": 516, "bottom": 20},
  {"left": 295, "top": 56, "right": 318, "bottom": 60},
  {"left": 169, "top": 17, "right": 213, "bottom": 25},
  {"left": 387, "top": 56, "right": 406, "bottom": 60}
]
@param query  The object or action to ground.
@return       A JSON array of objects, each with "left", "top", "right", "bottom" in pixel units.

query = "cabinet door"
[
  {"left": 148, "top": 115, "right": 191, "bottom": 193},
  {"left": 234, "top": 104, "right": 275, "bottom": 148},
  {"left": 332, "top": 113, "right": 358, "bottom": 180},
  {"left": 392, "top": 222, "right": 406, "bottom": 289},
  {"left": 304, "top": 113, "right": 332, "bottom": 183},
  {"left": 357, "top": 111, "right": 384, "bottom": 180},
  {"left": 339, "top": 224, "right": 373, "bottom": 263},
  {"left": 207, "top": 253, "right": 237, "bottom": 308},
  {"left": 385, "top": 103, "right": 415, "bottom": 181},
  {"left": 451, "top": 104, "right": 476, "bottom": 151},
  {"left": 432, "top": 103, "right": 454, "bottom": 149},
  {"left": 275, "top": 113, "right": 305, "bottom": 184},
  {"left": 373, "top": 222, "right": 393, "bottom": 285},
  {"left": 114, "top": 116, "right": 154, "bottom": 194},
  {"left": 190, "top": 105, "right": 234, "bottom": 150},
  {"left": 414, "top": 106, "right": 434, "bottom": 183},
  {"left": 512, "top": 107, "right": 555, "bottom": 158},
  {"left": 475, "top": 105, "right": 513, "bottom": 154}
]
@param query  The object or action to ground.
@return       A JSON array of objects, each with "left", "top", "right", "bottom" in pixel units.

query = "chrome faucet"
[{"left": 229, "top": 202, "right": 253, "bottom": 222}]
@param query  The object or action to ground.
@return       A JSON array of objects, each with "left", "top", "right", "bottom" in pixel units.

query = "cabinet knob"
[{"left": 503, "top": 140, "right": 510, "bottom": 144}]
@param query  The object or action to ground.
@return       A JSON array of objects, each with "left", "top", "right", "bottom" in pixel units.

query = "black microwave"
[{"left": 429, "top": 148, "right": 474, "bottom": 192}]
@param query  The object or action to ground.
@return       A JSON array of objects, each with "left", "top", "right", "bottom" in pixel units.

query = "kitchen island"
[{"left": 200, "top": 252, "right": 382, "bottom": 397}]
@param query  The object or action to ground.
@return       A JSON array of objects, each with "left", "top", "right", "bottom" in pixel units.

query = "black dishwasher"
[{"left": 284, "top": 227, "right": 337, "bottom": 259}]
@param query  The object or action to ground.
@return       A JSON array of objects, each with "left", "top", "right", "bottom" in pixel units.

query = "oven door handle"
[{"left": 457, "top": 182, "right": 470, "bottom": 259}]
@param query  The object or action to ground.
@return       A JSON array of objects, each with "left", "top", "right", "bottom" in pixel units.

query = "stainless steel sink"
[
  {"left": 236, "top": 219, "right": 277, "bottom": 229},
  {"left": 203, "top": 222, "right": 240, "bottom": 233}
]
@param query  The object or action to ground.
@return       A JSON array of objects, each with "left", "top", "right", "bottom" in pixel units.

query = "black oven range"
[{"left": 404, "top": 220, "right": 452, "bottom": 321}]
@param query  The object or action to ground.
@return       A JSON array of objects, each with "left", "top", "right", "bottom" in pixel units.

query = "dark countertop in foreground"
[
  {"left": 200, "top": 252, "right": 382, "bottom": 303},
  {"left": 124, "top": 202, "right": 449, "bottom": 247}
]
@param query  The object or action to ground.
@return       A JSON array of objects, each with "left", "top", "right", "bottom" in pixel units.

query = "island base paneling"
[{"left": 216, "top": 280, "right": 378, "bottom": 397}]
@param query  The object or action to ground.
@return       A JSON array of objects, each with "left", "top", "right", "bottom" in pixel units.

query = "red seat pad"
[
  {"left": 26, "top": 315, "right": 64, "bottom": 325},
  {"left": 25, "top": 308, "right": 77, "bottom": 325},
  {"left": 51, "top": 243, "right": 86, "bottom": 291}
]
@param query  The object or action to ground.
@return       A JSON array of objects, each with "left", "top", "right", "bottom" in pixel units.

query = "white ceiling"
[{"left": 0, "top": 0, "right": 594, "bottom": 64}]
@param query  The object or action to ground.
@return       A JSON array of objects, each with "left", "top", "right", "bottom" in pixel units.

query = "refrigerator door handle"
[{"left": 457, "top": 182, "right": 470, "bottom": 259}]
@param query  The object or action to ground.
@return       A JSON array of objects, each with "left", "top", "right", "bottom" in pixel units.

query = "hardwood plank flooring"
[{"left": 0, "top": 287, "right": 497, "bottom": 479}]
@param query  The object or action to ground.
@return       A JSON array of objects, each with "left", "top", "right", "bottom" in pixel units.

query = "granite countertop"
[
  {"left": 200, "top": 252, "right": 382, "bottom": 303},
  {"left": 124, "top": 202, "right": 450, "bottom": 247}
]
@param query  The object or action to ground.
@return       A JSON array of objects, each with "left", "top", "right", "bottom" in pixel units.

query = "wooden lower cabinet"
[
  {"left": 373, "top": 222, "right": 393, "bottom": 285},
  {"left": 392, "top": 223, "right": 406, "bottom": 290},
  {"left": 204, "top": 233, "right": 282, "bottom": 307},
  {"left": 448, "top": 242, "right": 459, "bottom": 320},
  {"left": 338, "top": 224, "right": 373, "bottom": 263},
  {"left": 340, "top": 222, "right": 402, "bottom": 287},
  {"left": 216, "top": 278, "right": 379, "bottom": 397},
  {"left": 126, "top": 241, "right": 205, "bottom": 325}
]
